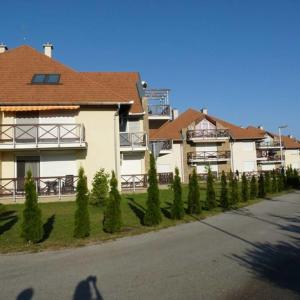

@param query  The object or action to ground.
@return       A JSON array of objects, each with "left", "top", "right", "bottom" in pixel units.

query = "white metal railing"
[
  {"left": 187, "top": 129, "right": 230, "bottom": 140},
  {"left": 120, "top": 132, "right": 147, "bottom": 148},
  {"left": 256, "top": 141, "right": 282, "bottom": 148},
  {"left": 0, "top": 123, "right": 85, "bottom": 147}
]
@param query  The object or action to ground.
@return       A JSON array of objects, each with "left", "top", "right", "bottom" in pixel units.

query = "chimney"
[
  {"left": 43, "top": 42, "right": 53, "bottom": 58},
  {"left": 172, "top": 109, "right": 179, "bottom": 120},
  {"left": 201, "top": 108, "right": 208, "bottom": 115},
  {"left": 0, "top": 43, "right": 8, "bottom": 54}
]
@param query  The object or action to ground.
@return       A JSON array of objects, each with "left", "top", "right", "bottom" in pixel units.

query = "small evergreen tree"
[
  {"left": 250, "top": 175, "right": 257, "bottom": 200},
  {"left": 258, "top": 173, "right": 266, "bottom": 198},
  {"left": 206, "top": 168, "right": 216, "bottom": 210},
  {"left": 271, "top": 170, "right": 278, "bottom": 194},
  {"left": 103, "top": 171, "right": 122, "bottom": 233},
  {"left": 21, "top": 170, "right": 43, "bottom": 243},
  {"left": 293, "top": 169, "right": 300, "bottom": 189},
  {"left": 220, "top": 171, "right": 229, "bottom": 210},
  {"left": 281, "top": 167, "right": 287, "bottom": 189},
  {"left": 144, "top": 154, "right": 162, "bottom": 226},
  {"left": 74, "top": 167, "right": 90, "bottom": 238},
  {"left": 264, "top": 172, "right": 271, "bottom": 194},
  {"left": 241, "top": 173, "right": 249, "bottom": 202},
  {"left": 187, "top": 168, "right": 201, "bottom": 214},
  {"left": 277, "top": 171, "right": 284, "bottom": 192},
  {"left": 171, "top": 168, "right": 185, "bottom": 219},
  {"left": 229, "top": 171, "right": 239, "bottom": 206},
  {"left": 228, "top": 170, "right": 234, "bottom": 206},
  {"left": 89, "top": 168, "right": 110, "bottom": 206}
]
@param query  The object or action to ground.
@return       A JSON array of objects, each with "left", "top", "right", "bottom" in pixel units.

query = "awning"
[{"left": 0, "top": 105, "right": 80, "bottom": 112}]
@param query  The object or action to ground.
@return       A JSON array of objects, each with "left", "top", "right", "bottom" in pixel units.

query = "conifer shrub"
[
  {"left": 171, "top": 167, "right": 185, "bottom": 219},
  {"left": 271, "top": 170, "right": 278, "bottom": 194},
  {"left": 206, "top": 167, "right": 216, "bottom": 210},
  {"left": 277, "top": 171, "right": 284, "bottom": 192},
  {"left": 144, "top": 154, "right": 162, "bottom": 226},
  {"left": 250, "top": 175, "right": 257, "bottom": 200},
  {"left": 220, "top": 171, "right": 229, "bottom": 210},
  {"left": 89, "top": 168, "right": 109, "bottom": 206},
  {"left": 241, "top": 173, "right": 249, "bottom": 202},
  {"left": 21, "top": 170, "right": 43, "bottom": 243},
  {"left": 264, "top": 172, "right": 271, "bottom": 194},
  {"left": 258, "top": 173, "right": 266, "bottom": 198},
  {"left": 74, "top": 167, "right": 90, "bottom": 238},
  {"left": 187, "top": 168, "right": 201, "bottom": 214},
  {"left": 103, "top": 171, "right": 122, "bottom": 233}
]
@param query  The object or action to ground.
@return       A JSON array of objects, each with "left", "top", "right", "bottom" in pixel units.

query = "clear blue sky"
[{"left": 1, "top": 0, "right": 299, "bottom": 138}]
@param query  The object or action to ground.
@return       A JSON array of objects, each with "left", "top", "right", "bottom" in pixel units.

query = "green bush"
[
  {"left": 277, "top": 171, "right": 284, "bottom": 192},
  {"left": 229, "top": 171, "right": 239, "bottom": 206},
  {"left": 250, "top": 175, "right": 257, "bottom": 200},
  {"left": 264, "top": 172, "right": 271, "bottom": 194},
  {"left": 144, "top": 154, "right": 162, "bottom": 226},
  {"left": 21, "top": 170, "right": 43, "bottom": 243},
  {"left": 171, "top": 167, "right": 185, "bottom": 219},
  {"left": 103, "top": 171, "right": 122, "bottom": 233},
  {"left": 206, "top": 168, "right": 216, "bottom": 210},
  {"left": 241, "top": 173, "right": 249, "bottom": 202},
  {"left": 187, "top": 168, "right": 201, "bottom": 214},
  {"left": 74, "top": 167, "right": 90, "bottom": 238},
  {"left": 89, "top": 168, "right": 109, "bottom": 206},
  {"left": 220, "top": 171, "right": 229, "bottom": 210},
  {"left": 258, "top": 173, "right": 266, "bottom": 198},
  {"left": 271, "top": 170, "right": 278, "bottom": 193}
]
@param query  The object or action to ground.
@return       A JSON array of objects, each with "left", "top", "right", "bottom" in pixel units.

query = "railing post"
[
  {"left": 58, "top": 177, "right": 61, "bottom": 200},
  {"left": 35, "top": 125, "right": 38, "bottom": 148},
  {"left": 133, "top": 175, "right": 136, "bottom": 192},
  {"left": 13, "top": 179, "right": 16, "bottom": 202},
  {"left": 57, "top": 125, "right": 60, "bottom": 147},
  {"left": 13, "top": 125, "right": 16, "bottom": 148},
  {"left": 79, "top": 124, "right": 83, "bottom": 146}
]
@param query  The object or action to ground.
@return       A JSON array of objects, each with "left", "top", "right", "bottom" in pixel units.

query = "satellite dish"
[{"left": 141, "top": 81, "right": 147, "bottom": 89}]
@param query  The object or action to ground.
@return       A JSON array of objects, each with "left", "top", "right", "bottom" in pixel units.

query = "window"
[{"left": 31, "top": 74, "right": 60, "bottom": 84}]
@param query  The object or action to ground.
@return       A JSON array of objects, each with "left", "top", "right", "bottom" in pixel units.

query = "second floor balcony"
[
  {"left": 187, "top": 129, "right": 230, "bottom": 142},
  {"left": 149, "top": 140, "right": 172, "bottom": 155},
  {"left": 256, "top": 141, "right": 282, "bottom": 149},
  {"left": 148, "top": 104, "right": 171, "bottom": 119},
  {"left": 256, "top": 150, "right": 283, "bottom": 163},
  {"left": 0, "top": 123, "right": 86, "bottom": 150},
  {"left": 187, "top": 151, "right": 231, "bottom": 163},
  {"left": 120, "top": 132, "right": 147, "bottom": 151}
]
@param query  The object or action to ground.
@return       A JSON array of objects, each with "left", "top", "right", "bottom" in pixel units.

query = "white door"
[{"left": 121, "top": 154, "right": 143, "bottom": 175}]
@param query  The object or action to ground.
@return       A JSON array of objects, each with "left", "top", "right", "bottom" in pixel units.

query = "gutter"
[
  {"left": 114, "top": 104, "right": 121, "bottom": 189},
  {"left": 0, "top": 101, "right": 134, "bottom": 106}
]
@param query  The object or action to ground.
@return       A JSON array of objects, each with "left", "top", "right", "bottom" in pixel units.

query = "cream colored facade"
[{"left": 284, "top": 149, "right": 300, "bottom": 170}]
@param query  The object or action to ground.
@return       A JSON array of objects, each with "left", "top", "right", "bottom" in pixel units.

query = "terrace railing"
[
  {"left": 0, "top": 123, "right": 85, "bottom": 147},
  {"left": 120, "top": 132, "right": 147, "bottom": 148},
  {"left": 149, "top": 140, "right": 172, "bottom": 151},
  {"left": 256, "top": 141, "right": 282, "bottom": 148},
  {"left": 148, "top": 104, "right": 171, "bottom": 117},
  {"left": 257, "top": 150, "right": 283, "bottom": 161},
  {"left": 187, "top": 151, "right": 231, "bottom": 162},
  {"left": 0, "top": 175, "right": 79, "bottom": 200},
  {"left": 187, "top": 129, "right": 230, "bottom": 140}
]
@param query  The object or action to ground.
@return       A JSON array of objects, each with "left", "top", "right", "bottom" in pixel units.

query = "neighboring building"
[{"left": 150, "top": 108, "right": 262, "bottom": 182}]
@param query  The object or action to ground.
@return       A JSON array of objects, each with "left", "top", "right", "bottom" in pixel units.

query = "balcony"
[
  {"left": 149, "top": 140, "right": 172, "bottom": 155},
  {"left": 187, "top": 129, "right": 230, "bottom": 142},
  {"left": 120, "top": 132, "right": 147, "bottom": 151},
  {"left": 0, "top": 124, "right": 86, "bottom": 150},
  {"left": 256, "top": 141, "right": 282, "bottom": 149},
  {"left": 187, "top": 151, "right": 231, "bottom": 163},
  {"left": 257, "top": 150, "right": 283, "bottom": 163},
  {"left": 148, "top": 104, "right": 171, "bottom": 120}
]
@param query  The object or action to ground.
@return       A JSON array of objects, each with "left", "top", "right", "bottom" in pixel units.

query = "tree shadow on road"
[{"left": 73, "top": 275, "right": 103, "bottom": 300}]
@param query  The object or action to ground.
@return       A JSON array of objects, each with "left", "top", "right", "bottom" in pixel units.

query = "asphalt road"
[{"left": 1, "top": 192, "right": 300, "bottom": 300}]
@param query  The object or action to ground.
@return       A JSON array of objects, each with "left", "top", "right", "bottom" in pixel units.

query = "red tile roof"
[
  {"left": 81, "top": 72, "right": 143, "bottom": 114},
  {"left": 0, "top": 45, "right": 132, "bottom": 106},
  {"left": 150, "top": 108, "right": 264, "bottom": 141}
]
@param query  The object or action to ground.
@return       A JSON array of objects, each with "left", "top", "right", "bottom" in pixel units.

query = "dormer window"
[{"left": 31, "top": 74, "right": 60, "bottom": 84}]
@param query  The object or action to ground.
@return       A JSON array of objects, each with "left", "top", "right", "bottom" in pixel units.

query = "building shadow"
[
  {"left": 73, "top": 276, "right": 103, "bottom": 300},
  {"left": 0, "top": 210, "right": 18, "bottom": 236},
  {"left": 16, "top": 288, "right": 34, "bottom": 300},
  {"left": 39, "top": 214, "right": 55, "bottom": 242}
]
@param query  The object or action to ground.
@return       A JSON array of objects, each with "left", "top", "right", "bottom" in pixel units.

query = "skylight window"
[{"left": 31, "top": 74, "right": 60, "bottom": 84}]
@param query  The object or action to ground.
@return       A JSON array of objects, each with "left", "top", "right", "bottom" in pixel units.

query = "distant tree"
[
  {"left": 229, "top": 171, "right": 239, "bottom": 206},
  {"left": 103, "top": 171, "right": 122, "bottom": 233},
  {"left": 241, "top": 173, "right": 249, "bottom": 202},
  {"left": 271, "top": 170, "right": 278, "bottom": 194},
  {"left": 171, "top": 168, "right": 185, "bottom": 219},
  {"left": 206, "top": 168, "right": 216, "bottom": 210},
  {"left": 250, "top": 175, "right": 257, "bottom": 200},
  {"left": 281, "top": 167, "right": 287, "bottom": 189},
  {"left": 74, "top": 167, "right": 90, "bottom": 238},
  {"left": 144, "top": 154, "right": 162, "bottom": 226},
  {"left": 187, "top": 168, "right": 201, "bottom": 214},
  {"left": 21, "top": 170, "right": 43, "bottom": 243},
  {"left": 220, "top": 171, "right": 229, "bottom": 210},
  {"left": 89, "top": 168, "right": 110, "bottom": 206},
  {"left": 258, "top": 173, "right": 266, "bottom": 198},
  {"left": 264, "top": 172, "right": 271, "bottom": 194}
]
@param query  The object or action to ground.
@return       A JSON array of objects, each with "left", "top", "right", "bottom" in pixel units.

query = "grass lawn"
[{"left": 0, "top": 183, "right": 285, "bottom": 253}]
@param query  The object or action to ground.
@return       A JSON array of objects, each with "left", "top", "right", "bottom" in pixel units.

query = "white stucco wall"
[
  {"left": 284, "top": 149, "right": 300, "bottom": 169},
  {"left": 231, "top": 141, "right": 258, "bottom": 173}
]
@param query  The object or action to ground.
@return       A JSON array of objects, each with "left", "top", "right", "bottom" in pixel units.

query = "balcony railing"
[
  {"left": 187, "top": 129, "right": 230, "bottom": 140},
  {"left": 0, "top": 124, "right": 85, "bottom": 148},
  {"left": 149, "top": 140, "right": 172, "bottom": 151},
  {"left": 187, "top": 151, "right": 231, "bottom": 162},
  {"left": 257, "top": 150, "right": 283, "bottom": 162},
  {"left": 120, "top": 132, "right": 147, "bottom": 148},
  {"left": 256, "top": 141, "right": 282, "bottom": 148},
  {"left": 0, "top": 175, "right": 78, "bottom": 200},
  {"left": 148, "top": 104, "right": 171, "bottom": 117}
]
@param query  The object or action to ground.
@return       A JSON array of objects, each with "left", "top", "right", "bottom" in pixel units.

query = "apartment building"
[{"left": 0, "top": 43, "right": 152, "bottom": 197}]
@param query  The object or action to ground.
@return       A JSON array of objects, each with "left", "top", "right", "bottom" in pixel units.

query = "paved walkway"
[{"left": 1, "top": 192, "right": 300, "bottom": 299}]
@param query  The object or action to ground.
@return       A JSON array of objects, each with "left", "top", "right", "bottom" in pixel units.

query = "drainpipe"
[{"left": 114, "top": 104, "right": 121, "bottom": 190}]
